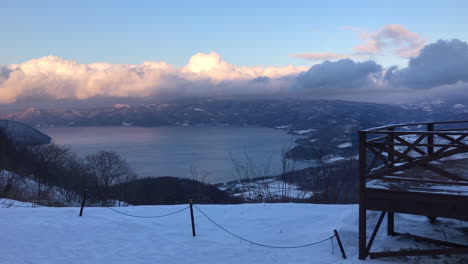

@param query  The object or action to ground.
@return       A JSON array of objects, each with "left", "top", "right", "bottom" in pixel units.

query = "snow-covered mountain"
[{"left": 0, "top": 119, "right": 51, "bottom": 145}]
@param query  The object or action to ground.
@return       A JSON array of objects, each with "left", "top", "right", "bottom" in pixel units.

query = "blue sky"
[{"left": 1, "top": 0, "right": 467, "bottom": 67}]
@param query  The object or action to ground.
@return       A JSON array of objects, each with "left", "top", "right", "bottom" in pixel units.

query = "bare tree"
[
  {"left": 29, "top": 143, "right": 70, "bottom": 197},
  {"left": 85, "top": 151, "right": 134, "bottom": 196}
]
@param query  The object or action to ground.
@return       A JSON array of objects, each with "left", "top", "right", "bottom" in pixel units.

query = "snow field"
[{"left": 0, "top": 203, "right": 466, "bottom": 264}]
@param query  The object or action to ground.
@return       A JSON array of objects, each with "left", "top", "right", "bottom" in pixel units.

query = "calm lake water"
[{"left": 40, "top": 126, "right": 307, "bottom": 183}]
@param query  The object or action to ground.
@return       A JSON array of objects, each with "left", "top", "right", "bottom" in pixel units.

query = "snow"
[
  {"left": 325, "top": 155, "right": 346, "bottom": 163},
  {"left": 0, "top": 170, "right": 82, "bottom": 207},
  {"left": 337, "top": 142, "right": 352, "bottom": 148},
  {"left": 230, "top": 178, "right": 313, "bottom": 200},
  {"left": 121, "top": 121, "right": 133, "bottom": 126},
  {"left": 293, "top": 128, "right": 317, "bottom": 135},
  {"left": 367, "top": 179, "right": 468, "bottom": 196},
  {"left": 113, "top": 104, "right": 130, "bottom": 108},
  {"left": 1, "top": 203, "right": 466, "bottom": 263},
  {"left": 0, "top": 198, "right": 42, "bottom": 208}
]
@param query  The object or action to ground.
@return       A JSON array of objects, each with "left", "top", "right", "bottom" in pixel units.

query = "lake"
[{"left": 39, "top": 126, "right": 308, "bottom": 183}]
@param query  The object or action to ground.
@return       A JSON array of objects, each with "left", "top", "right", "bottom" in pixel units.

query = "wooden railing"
[{"left": 359, "top": 120, "right": 468, "bottom": 187}]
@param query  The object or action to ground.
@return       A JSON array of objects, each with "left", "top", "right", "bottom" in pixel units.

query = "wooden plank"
[
  {"left": 393, "top": 232, "right": 468, "bottom": 248},
  {"left": 433, "top": 134, "right": 467, "bottom": 156},
  {"left": 361, "top": 121, "right": 468, "bottom": 132},
  {"left": 367, "top": 135, "right": 388, "bottom": 143},
  {"left": 369, "top": 147, "right": 468, "bottom": 179},
  {"left": 387, "top": 212, "right": 394, "bottom": 236},
  {"left": 436, "top": 134, "right": 467, "bottom": 145},
  {"left": 427, "top": 123, "right": 434, "bottom": 155},
  {"left": 369, "top": 247, "right": 468, "bottom": 259},
  {"left": 366, "top": 211, "right": 386, "bottom": 254},
  {"left": 394, "top": 134, "right": 427, "bottom": 162},
  {"left": 358, "top": 131, "right": 368, "bottom": 260},
  {"left": 370, "top": 142, "right": 468, "bottom": 147},
  {"left": 421, "top": 164, "right": 466, "bottom": 181},
  {"left": 366, "top": 131, "right": 468, "bottom": 136},
  {"left": 361, "top": 120, "right": 468, "bottom": 132},
  {"left": 366, "top": 176, "right": 468, "bottom": 186},
  {"left": 365, "top": 188, "right": 468, "bottom": 221}
]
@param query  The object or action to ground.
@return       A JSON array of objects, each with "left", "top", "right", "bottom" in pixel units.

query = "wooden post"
[
  {"left": 333, "top": 229, "right": 347, "bottom": 259},
  {"left": 358, "top": 131, "right": 367, "bottom": 260},
  {"left": 388, "top": 127, "right": 395, "bottom": 167},
  {"left": 427, "top": 123, "right": 434, "bottom": 155},
  {"left": 79, "top": 189, "right": 87, "bottom": 217},
  {"left": 189, "top": 199, "right": 196, "bottom": 237},
  {"left": 387, "top": 212, "right": 394, "bottom": 236}
]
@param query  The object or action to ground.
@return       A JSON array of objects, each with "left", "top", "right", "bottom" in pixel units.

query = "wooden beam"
[
  {"left": 358, "top": 131, "right": 368, "bottom": 260},
  {"left": 421, "top": 163, "right": 466, "bottom": 181},
  {"left": 366, "top": 176, "right": 468, "bottom": 186},
  {"left": 366, "top": 211, "right": 386, "bottom": 255},
  {"left": 387, "top": 212, "right": 394, "bottom": 236},
  {"left": 369, "top": 147, "right": 467, "bottom": 179},
  {"left": 369, "top": 247, "right": 468, "bottom": 259},
  {"left": 393, "top": 232, "right": 468, "bottom": 248}
]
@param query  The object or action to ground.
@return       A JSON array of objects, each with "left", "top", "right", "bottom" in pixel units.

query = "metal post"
[
  {"left": 358, "top": 131, "right": 367, "bottom": 260},
  {"left": 189, "top": 199, "right": 196, "bottom": 237},
  {"left": 79, "top": 189, "right": 88, "bottom": 216},
  {"left": 333, "top": 229, "right": 347, "bottom": 259}
]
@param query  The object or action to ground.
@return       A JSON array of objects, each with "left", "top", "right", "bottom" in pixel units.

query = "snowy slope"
[
  {"left": 0, "top": 119, "right": 51, "bottom": 145},
  {"left": 0, "top": 170, "right": 82, "bottom": 207},
  {"left": 0, "top": 203, "right": 466, "bottom": 264}
]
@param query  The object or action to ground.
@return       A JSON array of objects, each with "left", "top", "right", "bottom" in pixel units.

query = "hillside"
[{"left": 1, "top": 203, "right": 466, "bottom": 263}]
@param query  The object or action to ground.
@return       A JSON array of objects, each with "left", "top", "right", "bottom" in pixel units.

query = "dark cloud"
[
  {"left": 293, "top": 59, "right": 382, "bottom": 93},
  {"left": 250, "top": 76, "right": 271, "bottom": 83},
  {"left": 385, "top": 39, "right": 468, "bottom": 89},
  {"left": 0, "top": 66, "right": 12, "bottom": 80}
]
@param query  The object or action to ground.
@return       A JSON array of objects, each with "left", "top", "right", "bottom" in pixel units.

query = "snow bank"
[
  {"left": 1, "top": 203, "right": 466, "bottom": 263},
  {"left": 0, "top": 170, "right": 82, "bottom": 206},
  {"left": 293, "top": 128, "right": 317, "bottom": 135},
  {"left": 337, "top": 142, "right": 352, "bottom": 148}
]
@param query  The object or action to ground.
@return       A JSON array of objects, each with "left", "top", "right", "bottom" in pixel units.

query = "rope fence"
[
  {"left": 106, "top": 206, "right": 189, "bottom": 218},
  {"left": 83, "top": 191, "right": 190, "bottom": 218},
  {"left": 75, "top": 191, "right": 347, "bottom": 259},
  {"left": 194, "top": 204, "right": 336, "bottom": 249}
]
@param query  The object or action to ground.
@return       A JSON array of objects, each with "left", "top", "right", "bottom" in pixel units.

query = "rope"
[
  {"left": 194, "top": 205, "right": 335, "bottom": 249},
  {"left": 84, "top": 192, "right": 189, "bottom": 218},
  {"left": 106, "top": 206, "right": 189, "bottom": 218}
]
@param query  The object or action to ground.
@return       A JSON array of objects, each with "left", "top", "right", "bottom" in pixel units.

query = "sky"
[{"left": 1, "top": 0, "right": 468, "bottom": 105}]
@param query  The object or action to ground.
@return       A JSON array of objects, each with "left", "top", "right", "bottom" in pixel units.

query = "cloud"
[
  {"left": 292, "top": 24, "right": 424, "bottom": 63},
  {"left": 352, "top": 24, "right": 426, "bottom": 58},
  {"left": 0, "top": 53, "right": 307, "bottom": 104},
  {"left": 290, "top": 52, "right": 350, "bottom": 61},
  {"left": 293, "top": 59, "right": 383, "bottom": 94},
  {"left": 385, "top": 39, "right": 468, "bottom": 89},
  {"left": 2, "top": 39, "right": 468, "bottom": 105}
]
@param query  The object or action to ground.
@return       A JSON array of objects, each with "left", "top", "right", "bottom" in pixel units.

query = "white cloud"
[
  {"left": 352, "top": 24, "right": 426, "bottom": 58},
  {"left": 0, "top": 53, "right": 307, "bottom": 104}
]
